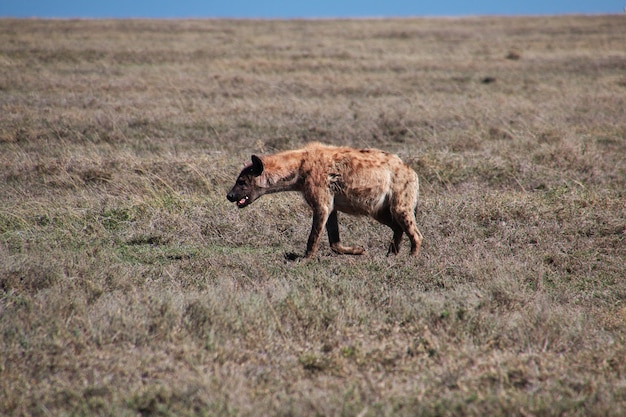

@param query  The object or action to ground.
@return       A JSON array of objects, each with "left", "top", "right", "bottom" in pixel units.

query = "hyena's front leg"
[
  {"left": 326, "top": 210, "right": 365, "bottom": 255},
  {"left": 305, "top": 205, "right": 330, "bottom": 258}
]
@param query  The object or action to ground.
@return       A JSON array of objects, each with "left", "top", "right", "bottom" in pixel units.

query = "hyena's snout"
[
  {"left": 226, "top": 190, "right": 238, "bottom": 202},
  {"left": 226, "top": 187, "right": 252, "bottom": 208}
]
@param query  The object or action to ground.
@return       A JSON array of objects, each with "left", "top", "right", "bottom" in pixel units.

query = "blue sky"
[{"left": 1, "top": 0, "right": 623, "bottom": 18}]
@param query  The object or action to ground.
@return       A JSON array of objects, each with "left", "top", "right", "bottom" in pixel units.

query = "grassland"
[{"left": 1, "top": 15, "right": 625, "bottom": 416}]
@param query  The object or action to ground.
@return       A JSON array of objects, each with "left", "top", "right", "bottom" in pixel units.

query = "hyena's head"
[{"left": 227, "top": 155, "right": 264, "bottom": 208}]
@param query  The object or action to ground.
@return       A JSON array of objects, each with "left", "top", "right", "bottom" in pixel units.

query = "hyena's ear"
[{"left": 251, "top": 155, "right": 264, "bottom": 177}]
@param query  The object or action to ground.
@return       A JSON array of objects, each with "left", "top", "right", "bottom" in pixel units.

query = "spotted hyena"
[{"left": 227, "top": 142, "right": 423, "bottom": 258}]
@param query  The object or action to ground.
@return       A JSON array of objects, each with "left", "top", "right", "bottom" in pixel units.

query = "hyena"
[{"left": 227, "top": 142, "right": 423, "bottom": 258}]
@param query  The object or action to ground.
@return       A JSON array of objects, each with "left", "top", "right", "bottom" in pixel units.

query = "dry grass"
[{"left": 1, "top": 15, "right": 625, "bottom": 416}]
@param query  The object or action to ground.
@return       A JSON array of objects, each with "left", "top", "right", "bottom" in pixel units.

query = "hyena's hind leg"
[
  {"left": 326, "top": 210, "right": 365, "bottom": 255},
  {"left": 391, "top": 203, "right": 423, "bottom": 256},
  {"left": 374, "top": 208, "right": 404, "bottom": 256},
  {"left": 390, "top": 181, "right": 423, "bottom": 256},
  {"left": 399, "top": 210, "right": 423, "bottom": 256}
]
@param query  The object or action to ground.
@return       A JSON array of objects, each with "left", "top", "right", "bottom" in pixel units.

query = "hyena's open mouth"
[
  {"left": 227, "top": 188, "right": 254, "bottom": 208},
  {"left": 227, "top": 192, "right": 251, "bottom": 208},
  {"left": 236, "top": 196, "right": 250, "bottom": 208}
]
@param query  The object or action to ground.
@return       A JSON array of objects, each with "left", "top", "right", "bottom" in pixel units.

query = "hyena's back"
[{"left": 301, "top": 145, "right": 419, "bottom": 217}]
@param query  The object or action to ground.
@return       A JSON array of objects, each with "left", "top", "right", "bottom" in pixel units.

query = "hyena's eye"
[{"left": 237, "top": 179, "right": 246, "bottom": 186}]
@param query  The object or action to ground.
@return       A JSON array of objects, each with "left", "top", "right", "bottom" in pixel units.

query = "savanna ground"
[{"left": 1, "top": 15, "right": 625, "bottom": 416}]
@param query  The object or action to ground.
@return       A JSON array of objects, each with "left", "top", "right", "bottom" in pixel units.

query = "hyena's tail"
[{"left": 413, "top": 172, "right": 420, "bottom": 213}]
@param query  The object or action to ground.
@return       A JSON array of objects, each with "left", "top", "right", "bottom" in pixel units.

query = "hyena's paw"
[
  {"left": 387, "top": 242, "right": 400, "bottom": 256},
  {"left": 331, "top": 243, "right": 365, "bottom": 256}
]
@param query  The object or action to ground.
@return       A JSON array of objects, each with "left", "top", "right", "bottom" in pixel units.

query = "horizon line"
[{"left": 0, "top": 12, "right": 622, "bottom": 20}]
